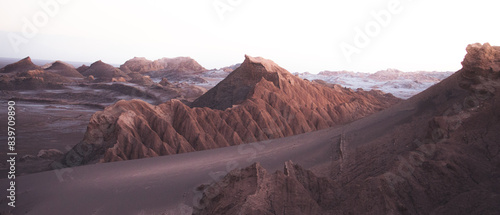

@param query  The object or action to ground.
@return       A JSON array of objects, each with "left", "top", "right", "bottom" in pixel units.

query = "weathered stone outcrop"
[
  {"left": 120, "top": 56, "right": 207, "bottom": 81},
  {"left": 195, "top": 43, "right": 500, "bottom": 215},
  {"left": 62, "top": 55, "right": 400, "bottom": 165},
  {"left": 194, "top": 161, "right": 338, "bottom": 215},
  {"left": 0, "top": 69, "right": 71, "bottom": 90},
  {"left": 81, "top": 60, "right": 130, "bottom": 82}
]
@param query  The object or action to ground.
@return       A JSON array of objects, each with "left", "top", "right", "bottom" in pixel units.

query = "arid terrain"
[
  {"left": 298, "top": 69, "right": 454, "bottom": 99},
  {"left": 0, "top": 56, "right": 209, "bottom": 176},
  {"left": 0, "top": 43, "right": 499, "bottom": 215},
  {"left": 0, "top": 54, "right": 440, "bottom": 177}
]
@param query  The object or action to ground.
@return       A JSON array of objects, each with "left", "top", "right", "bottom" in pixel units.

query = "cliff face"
[
  {"left": 194, "top": 43, "right": 500, "bottom": 214},
  {"left": 62, "top": 55, "right": 400, "bottom": 165}
]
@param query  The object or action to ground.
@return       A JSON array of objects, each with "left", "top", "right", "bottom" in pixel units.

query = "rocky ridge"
[
  {"left": 61, "top": 55, "right": 400, "bottom": 165},
  {"left": 194, "top": 43, "right": 500, "bottom": 214},
  {"left": 120, "top": 56, "right": 207, "bottom": 82}
]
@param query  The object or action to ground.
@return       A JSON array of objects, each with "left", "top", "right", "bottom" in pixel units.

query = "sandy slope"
[
  {"left": 0, "top": 68, "right": 422, "bottom": 215},
  {"left": 193, "top": 43, "right": 500, "bottom": 214},
  {"left": 0, "top": 123, "right": 340, "bottom": 214},
  {"left": 0, "top": 92, "right": 415, "bottom": 215}
]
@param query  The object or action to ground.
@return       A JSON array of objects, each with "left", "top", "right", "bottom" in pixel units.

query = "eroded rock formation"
[
  {"left": 0, "top": 56, "right": 41, "bottom": 73},
  {"left": 120, "top": 56, "right": 207, "bottom": 82},
  {"left": 45, "top": 61, "right": 84, "bottom": 78},
  {"left": 194, "top": 43, "right": 500, "bottom": 214},
  {"left": 62, "top": 55, "right": 400, "bottom": 165},
  {"left": 0, "top": 69, "right": 71, "bottom": 90},
  {"left": 81, "top": 60, "right": 130, "bottom": 82},
  {"left": 194, "top": 161, "right": 338, "bottom": 215}
]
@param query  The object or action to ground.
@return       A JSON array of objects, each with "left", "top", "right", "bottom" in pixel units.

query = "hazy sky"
[{"left": 1, "top": 0, "right": 499, "bottom": 73}]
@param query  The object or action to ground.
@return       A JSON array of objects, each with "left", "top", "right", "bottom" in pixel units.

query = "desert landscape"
[
  {"left": 0, "top": 54, "right": 449, "bottom": 177},
  {"left": 0, "top": 42, "right": 499, "bottom": 214},
  {"left": 2, "top": 1, "right": 500, "bottom": 214}
]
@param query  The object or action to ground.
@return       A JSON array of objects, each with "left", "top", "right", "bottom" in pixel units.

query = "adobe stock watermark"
[
  {"left": 7, "top": 0, "right": 70, "bottom": 53},
  {"left": 50, "top": 140, "right": 96, "bottom": 182},
  {"left": 212, "top": 0, "right": 243, "bottom": 21},
  {"left": 339, "top": 0, "right": 415, "bottom": 63}
]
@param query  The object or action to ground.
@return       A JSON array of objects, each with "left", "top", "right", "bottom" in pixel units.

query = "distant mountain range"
[
  {"left": 0, "top": 57, "right": 100, "bottom": 69},
  {"left": 0, "top": 57, "right": 452, "bottom": 99},
  {"left": 297, "top": 69, "right": 453, "bottom": 99}
]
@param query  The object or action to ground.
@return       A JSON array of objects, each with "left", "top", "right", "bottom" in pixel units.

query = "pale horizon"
[{"left": 1, "top": 0, "right": 499, "bottom": 74}]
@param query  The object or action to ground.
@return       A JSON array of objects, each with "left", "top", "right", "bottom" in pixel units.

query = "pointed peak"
[
  {"left": 46, "top": 60, "right": 76, "bottom": 69},
  {"left": 86, "top": 60, "right": 119, "bottom": 73},
  {"left": 15, "top": 56, "right": 36, "bottom": 66},
  {"left": 191, "top": 55, "right": 294, "bottom": 110},
  {"left": 89, "top": 60, "right": 116, "bottom": 69},
  {"left": 242, "top": 55, "right": 282, "bottom": 73},
  {"left": 244, "top": 54, "right": 268, "bottom": 62},
  {"left": 50, "top": 60, "right": 73, "bottom": 67},
  {"left": 22, "top": 56, "right": 33, "bottom": 62},
  {"left": 76, "top": 64, "right": 89, "bottom": 72},
  {"left": 93, "top": 60, "right": 104, "bottom": 64},
  {"left": 1, "top": 56, "right": 41, "bottom": 73}
]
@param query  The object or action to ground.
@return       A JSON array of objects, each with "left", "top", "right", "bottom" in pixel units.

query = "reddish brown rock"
[
  {"left": 120, "top": 56, "right": 206, "bottom": 74},
  {"left": 81, "top": 60, "right": 130, "bottom": 82},
  {"left": 194, "top": 43, "right": 500, "bottom": 215},
  {"left": 460, "top": 43, "right": 500, "bottom": 88},
  {"left": 62, "top": 55, "right": 400, "bottom": 165},
  {"left": 120, "top": 56, "right": 207, "bottom": 83},
  {"left": 153, "top": 56, "right": 206, "bottom": 74},
  {"left": 0, "top": 56, "right": 42, "bottom": 74},
  {"left": 0, "top": 69, "right": 72, "bottom": 90},
  {"left": 76, "top": 64, "right": 89, "bottom": 73},
  {"left": 119, "top": 57, "right": 161, "bottom": 74},
  {"left": 128, "top": 72, "right": 155, "bottom": 86},
  {"left": 85, "top": 75, "right": 95, "bottom": 82},
  {"left": 45, "top": 61, "right": 84, "bottom": 78},
  {"left": 0, "top": 57, "right": 72, "bottom": 90},
  {"left": 194, "top": 161, "right": 338, "bottom": 215},
  {"left": 159, "top": 77, "right": 170, "bottom": 86},
  {"left": 111, "top": 77, "right": 127, "bottom": 82},
  {"left": 0, "top": 56, "right": 42, "bottom": 73}
]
